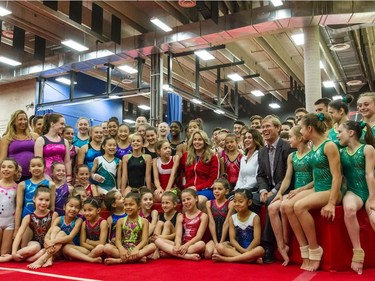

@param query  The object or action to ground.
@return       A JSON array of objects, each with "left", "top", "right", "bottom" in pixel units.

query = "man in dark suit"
[{"left": 253, "top": 115, "right": 295, "bottom": 263}]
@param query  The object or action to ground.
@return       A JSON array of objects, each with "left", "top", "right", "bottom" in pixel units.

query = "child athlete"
[
  {"left": 212, "top": 189, "right": 264, "bottom": 263},
  {"left": 268, "top": 126, "right": 313, "bottom": 266},
  {"left": 75, "top": 164, "right": 98, "bottom": 197},
  {"left": 104, "top": 190, "right": 127, "bottom": 244},
  {"left": 153, "top": 140, "right": 180, "bottom": 202},
  {"left": 63, "top": 198, "right": 108, "bottom": 263},
  {"left": 0, "top": 158, "right": 19, "bottom": 262},
  {"left": 12, "top": 186, "right": 58, "bottom": 262},
  {"left": 155, "top": 189, "right": 208, "bottom": 261},
  {"left": 51, "top": 162, "right": 73, "bottom": 216},
  {"left": 139, "top": 188, "right": 158, "bottom": 237},
  {"left": 27, "top": 196, "right": 83, "bottom": 269},
  {"left": 286, "top": 113, "right": 342, "bottom": 271},
  {"left": 103, "top": 192, "right": 157, "bottom": 264},
  {"left": 205, "top": 178, "right": 234, "bottom": 259},
  {"left": 338, "top": 121, "right": 375, "bottom": 274}
]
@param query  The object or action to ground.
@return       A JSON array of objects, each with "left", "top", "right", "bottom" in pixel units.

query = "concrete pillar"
[
  {"left": 150, "top": 49, "right": 163, "bottom": 127},
  {"left": 303, "top": 26, "right": 321, "bottom": 112}
]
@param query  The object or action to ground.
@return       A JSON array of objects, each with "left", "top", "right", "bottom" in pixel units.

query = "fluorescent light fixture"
[
  {"left": 56, "top": 77, "right": 77, "bottom": 85},
  {"left": 214, "top": 109, "right": 224, "bottom": 114},
  {"left": 271, "top": 0, "right": 283, "bottom": 7},
  {"left": 332, "top": 95, "right": 343, "bottom": 100},
  {"left": 138, "top": 104, "right": 151, "bottom": 110},
  {"left": 123, "top": 119, "right": 136, "bottom": 124},
  {"left": 323, "top": 80, "right": 335, "bottom": 88},
  {"left": 191, "top": 98, "right": 202, "bottom": 104},
  {"left": 0, "top": 56, "right": 21, "bottom": 66},
  {"left": 109, "top": 95, "right": 120, "bottom": 99},
  {"left": 269, "top": 103, "right": 281, "bottom": 109},
  {"left": 291, "top": 33, "right": 304, "bottom": 46},
  {"left": 251, "top": 90, "right": 265, "bottom": 97},
  {"left": 163, "top": 84, "right": 171, "bottom": 91},
  {"left": 150, "top": 17, "right": 172, "bottom": 32},
  {"left": 118, "top": 65, "right": 138, "bottom": 74},
  {"left": 194, "top": 50, "right": 215, "bottom": 61},
  {"left": 61, "top": 39, "right": 89, "bottom": 52},
  {"left": 228, "top": 73, "right": 243, "bottom": 81},
  {"left": 0, "top": 7, "right": 12, "bottom": 16}
]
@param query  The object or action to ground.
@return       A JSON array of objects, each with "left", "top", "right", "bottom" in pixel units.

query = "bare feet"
[
  {"left": 300, "top": 258, "right": 310, "bottom": 270},
  {"left": 307, "top": 247, "right": 323, "bottom": 272},
  {"left": 278, "top": 245, "right": 290, "bottom": 266},
  {"left": 42, "top": 257, "right": 53, "bottom": 268},
  {"left": 139, "top": 257, "right": 148, "bottom": 263},
  {"left": 351, "top": 261, "right": 363, "bottom": 275},
  {"left": 150, "top": 250, "right": 160, "bottom": 260},
  {"left": 212, "top": 253, "right": 227, "bottom": 262},
  {"left": 181, "top": 253, "right": 201, "bottom": 261},
  {"left": 0, "top": 254, "right": 13, "bottom": 263},
  {"left": 256, "top": 257, "right": 263, "bottom": 264},
  {"left": 27, "top": 259, "right": 46, "bottom": 270},
  {"left": 91, "top": 257, "right": 103, "bottom": 264},
  {"left": 89, "top": 246, "right": 104, "bottom": 258},
  {"left": 307, "top": 259, "right": 321, "bottom": 272},
  {"left": 104, "top": 258, "right": 122, "bottom": 265}
]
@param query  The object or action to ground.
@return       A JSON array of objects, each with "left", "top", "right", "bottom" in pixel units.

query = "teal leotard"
[
  {"left": 341, "top": 145, "right": 369, "bottom": 203},
  {"left": 292, "top": 150, "right": 313, "bottom": 189},
  {"left": 310, "top": 140, "right": 333, "bottom": 192}
]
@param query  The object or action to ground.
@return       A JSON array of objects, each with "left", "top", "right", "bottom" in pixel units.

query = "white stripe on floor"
[
  {"left": 292, "top": 271, "right": 318, "bottom": 281},
  {"left": 0, "top": 267, "right": 101, "bottom": 281}
]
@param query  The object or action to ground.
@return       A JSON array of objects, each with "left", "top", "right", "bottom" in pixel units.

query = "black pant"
[{"left": 252, "top": 192, "right": 277, "bottom": 249}]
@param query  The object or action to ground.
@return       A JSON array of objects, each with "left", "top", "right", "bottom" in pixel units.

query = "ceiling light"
[
  {"left": 271, "top": 0, "right": 283, "bottom": 7},
  {"left": 109, "top": 95, "right": 120, "bottom": 99},
  {"left": 62, "top": 39, "right": 89, "bottom": 52},
  {"left": 118, "top": 65, "right": 138, "bottom": 74},
  {"left": 214, "top": 109, "right": 224, "bottom": 114},
  {"left": 192, "top": 98, "right": 202, "bottom": 104},
  {"left": 194, "top": 50, "right": 215, "bottom": 61},
  {"left": 269, "top": 103, "right": 280, "bottom": 109},
  {"left": 332, "top": 95, "right": 343, "bottom": 100},
  {"left": 330, "top": 43, "right": 350, "bottom": 52},
  {"left": 138, "top": 104, "right": 151, "bottom": 110},
  {"left": 291, "top": 33, "right": 304, "bottom": 46},
  {"left": 150, "top": 17, "right": 172, "bottom": 32},
  {"left": 0, "top": 56, "right": 21, "bottom": 66},
  {"left": 228, "top": 73, "right": 243, "bottom": 81},
  {"left": 251, "top": 90, "right": 264, "bottom": 97},
  {"left": 323, "top": 80, "right": 335, "bottom": 88},
  {"left": 123, "top": 119, "right": 136, "bottom": 124},
  {"left": 346, "top": 79, "right": 362, "bottom": 86},
  {"left": 320, "top": 61, "right": 324, "bottom": 69},
  {"left": 0, "top": 7, "right": 11, "bottom": 16},
  {"left": 56, "top": 77, "right": 77, "bottom": 85},
  {"left": 163, "top": 84, "right": 171, "bottom": 90}
]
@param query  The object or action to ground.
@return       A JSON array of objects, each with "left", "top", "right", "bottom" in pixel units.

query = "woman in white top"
[{"left": 228, "top": 129, "right": 264, "bottom": 200}]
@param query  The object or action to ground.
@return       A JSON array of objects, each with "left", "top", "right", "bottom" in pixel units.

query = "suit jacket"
[{"left": 256, "top": 138, "right": 295, "bottom": 193}]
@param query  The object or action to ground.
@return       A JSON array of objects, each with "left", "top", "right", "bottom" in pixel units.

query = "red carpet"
[{"left": 0, "top": 259, "right": 374, "bottom": 281}]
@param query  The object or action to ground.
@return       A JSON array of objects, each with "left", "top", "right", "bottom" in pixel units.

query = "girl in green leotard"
[
  {"left": 357, "top": 92, "right": 375, "bottom": 142},
  {"left": 338, "top": 120, "right": 375, "bottom": 275},
  {"left": 327, "top": 94, "right": 353, "bottom": 147},
  {"left": 269, "top": 126, "right": 313, "bottom": 266},
  {"left": 288, "top": 112, "right": 342, "bottom": 272}
]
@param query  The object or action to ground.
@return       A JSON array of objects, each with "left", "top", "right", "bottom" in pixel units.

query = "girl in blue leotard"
[
  {"left": 212, "top": 189, "right": 264, "bottom": 263},
  {"left": 338, "top": 120, "right": 375, "bottom": 275},
  {"left": 27, "top": 196, "right": 83, "bottom": 269}
]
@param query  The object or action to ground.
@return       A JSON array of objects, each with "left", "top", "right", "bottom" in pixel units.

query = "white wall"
[{"left": 0, "top": 79, "right": 36, "bottom": 135}]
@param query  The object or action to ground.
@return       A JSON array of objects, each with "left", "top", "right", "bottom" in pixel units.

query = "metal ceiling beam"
[
  {"left": 155, "top": 1, "right": 190, "bottom": 25},
  {"left": 224, "top": 42, "right": 287, "bottom": 101},
  {"left": 256, "top": 35, "right": 304, "bottom": 86},
  {"left": 94, "top": 1, "right": 148, "bottom": 33}
]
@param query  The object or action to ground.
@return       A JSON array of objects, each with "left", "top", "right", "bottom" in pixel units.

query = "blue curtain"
[{"left": 167, "top": 92, "right": 182, "bottom": 125}]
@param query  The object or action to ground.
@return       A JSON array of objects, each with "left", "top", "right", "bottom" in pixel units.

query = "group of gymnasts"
[{"left": 0, "top": 92, "right": 374, "bottom": 274}]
